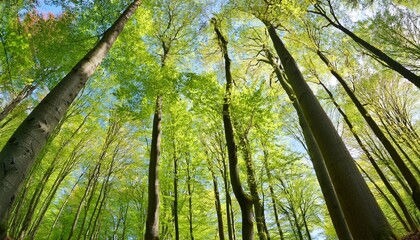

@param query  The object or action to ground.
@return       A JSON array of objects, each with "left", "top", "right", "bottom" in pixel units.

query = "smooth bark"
[
  {"left": 318, "top": 79, "right": 418, "bottom": 232},
  {"left": 265, "top": 22, "right": 395, "bottom": 239},
  {"left": 317, "top": 50, "right": 420, "bottom": 210},
  {"left": 0, "top": 0, "right": 142, "bottom": 235},
  {"left": 264, "top": 49, "right": 352, "bottom": 240}
]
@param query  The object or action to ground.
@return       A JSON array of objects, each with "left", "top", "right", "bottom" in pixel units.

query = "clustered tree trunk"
[{"left": 212, "top": 17, "right": 255, "bottom": 239}]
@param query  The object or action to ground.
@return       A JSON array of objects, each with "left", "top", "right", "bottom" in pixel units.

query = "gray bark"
[{"left": 0, "top": 0, "right": 142, "bottom": 236}]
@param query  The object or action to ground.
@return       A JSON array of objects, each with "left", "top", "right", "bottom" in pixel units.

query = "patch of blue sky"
[{"left": 37, "top": 0, "right": 63, "bottom": 15}]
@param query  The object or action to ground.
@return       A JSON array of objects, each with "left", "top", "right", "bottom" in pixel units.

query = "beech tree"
[{"left": 0, "top": 0, "right": 419, "bottom": 239}]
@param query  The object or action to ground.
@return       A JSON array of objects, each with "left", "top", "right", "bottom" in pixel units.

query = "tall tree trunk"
[
  {"left": 211, "top": 167, "right": 225, "bottom": 240},
  {"left": 264, "top": 22, "right": 395, "bottom": 239},
  {"left": 312, "top": 2, "right": 420, "bottom": 88},
  {"left": 261, "top": 147, "right": 284, "bottom": 240},
  {"left": 317, "top": 50, "right": 420, "bottom": 210},
  {"left": 68, "top": 162, "right": 101, "bottom": 240},
  {"left": 222, "top": 157, "right": 236, "bottom": 240},
  {"left": 318, "top": 78, "right": 418, "bottom": 232},
  {"left": 0, "top": 1, "right": 142, "bottom": 235},
  {"left": 264, "top": 49, "right": 352, "bottom": 240},
  {"left": 300, "top": 209, "right": 312, "bottom": 240},
  {"left": 173, "top": 141, "right": 179, "bottom": 240},
  {"left": 187, "top": 156, "right": 194, "bottom": 240},
  {"left": 213, "top": 18, "right": 254, "bottom": 240},
  {"left": 145, "top": 95, "right": 162, "bottom": 240},
  {"left": 239, "top": 134, "right": 267, "bottom": 240}
]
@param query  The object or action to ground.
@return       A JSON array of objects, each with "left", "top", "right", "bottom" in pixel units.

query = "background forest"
[{"left": 0, "top": 0, "right": 419, "bottom": 239}]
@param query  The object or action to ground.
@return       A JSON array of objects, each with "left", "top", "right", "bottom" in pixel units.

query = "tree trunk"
[
  {"left": 317, "top": 50, "right": 420, "bottom": 211},
  {"left": 312, "top": 3, "right": 420, "bottom": 88},
  {"left": 0, "top": 1, "right": 142, "bottom": 235},
  {"left": 261, "top": 147, "right": 284, "bottom": 240},
  {"left": 238, "top": 134, "right": 267, "bottom": 240},
  {"left": 187, "top": 156, "right": 194, "bottom": 240},
  {"left": 0, "top": 83, "right": 38, "bottom": 123},
  {"left": 318, "top": 79, "right": 418, "bottom": 232},
  {"left": 357, "top": 162, "right": 412, "bottom": 232},
  {"left": 212, "top": 19, "right": 254, "bottom": 239},
  {"left": 173, "top": 142, "right": 179, "bottom": 240},
  {"left": 264, "top": 49, "right": 352, "bottom": 240},
  {"left": 145, "top": 95, "right": 162, "bottom": 240},
  {"left": 265, "top": 22, "right": 395, "bottom": 239},
  {"left": 211, "top": 168, "right": 225, "bottom": 240}
]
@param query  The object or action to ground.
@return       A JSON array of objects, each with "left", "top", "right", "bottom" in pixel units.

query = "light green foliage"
[{"left": 1, "top": 0, "right": 419, "bottom": 239}]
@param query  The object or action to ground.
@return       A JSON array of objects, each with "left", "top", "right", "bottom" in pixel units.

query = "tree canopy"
[{"left": 0, "top": 0, "right": 419, "bottom": 239}]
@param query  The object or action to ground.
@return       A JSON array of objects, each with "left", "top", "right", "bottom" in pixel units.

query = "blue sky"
[{"left": 37, "top": 0, "right": 63, "bottom": 15}]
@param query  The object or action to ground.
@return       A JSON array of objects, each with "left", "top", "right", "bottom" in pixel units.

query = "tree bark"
[
  {"left": 212, "top": 18, "right": 254, "bottom": 240},
  {"left": 264, "top": 49, "right": 352, "bottom": 240},
  {"left": 317, "top": 50, "right": 420, "bottom": 211},
  {"left": 318, "top": 79, "right": 418, "bottom": 232},
  {"left": 238, "top": 134, "right": 267, "bottom": 240},
  {"left": 261, "top": 147, "right": 284, "bottom": 240},
  {"left": 265, "top": 22, "right": 395, "bottom": 239},
  {"left": 145, "top": 95, "right": 162, "bottom": 240},
  {"left": 173, "top": 141, "right": 179, "bottom": 240},
  {"left": 0, "top": 0, "right": 142, "bottom": 235}
]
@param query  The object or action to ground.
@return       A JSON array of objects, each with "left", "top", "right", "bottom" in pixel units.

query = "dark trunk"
[
  {"left": 213, "top": 19, "right": 254, "bottom": 239},
  {"left": 145, "top": 95, "right": 162, "bottom": 240},
  {"left": 173, "top": 143, "right": 179, "bottom": 240}
]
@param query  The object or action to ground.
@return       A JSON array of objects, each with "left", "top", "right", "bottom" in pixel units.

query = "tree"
[
  {"left": 212, "top": 17, "right": 255, "bottom": 239},
  {"left": 0, "top": 0, "right": 141, "bottom": 236},
  {"left": 263, "top": 20, "right": 395, "bottom": 239},
  {"left": 310, "top": 0, "right": 420, "bottom": 88}
]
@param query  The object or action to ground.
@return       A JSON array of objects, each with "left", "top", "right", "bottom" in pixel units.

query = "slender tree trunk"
[
  {"left": 318, "top": 79, "right": 418, "bottom": 232},
  {"left": 0, "top": 83, "right": 38, "bottom": 123},
  {"left": 300, "top": 208, "right": 312, "bottom": 240},
  {"left": 213, "top": 18, "right": 254, "bottom": 239},
  {"left": 145, "top": 95, "right": 162, "bottom": 240},
  {"left": 317, "top": 50, "right": 420, "bottom": 210},
  {"left": 187, "top": 157, "right": 194, "bottom": 240},
  {"left": 265, "top": 22, "right": 395, "bottom": 239},
  {"left": 68, "top": 163, "right": 100, "bottom": 240},
  {"left": 264, "top": 49, "right": 352, "bottom": 240},
  {"left": 312, "top": 3, "right": 420, "bottom": 88},
  {"left": 238, "top": 134, "right": 267, "bottom": 240},
  {"left": 46, "top": 170, "right": 85, "bottom": 240},
  {"left": 379, "top": 118, "right": 420, "bottom": 178},
  {"left": 173, "top": 144, "right": 179, "bottom": 240},
  {"left": 211, "top": 167, "right": 225, "bottom": 240},
  {"left": 222, "top": 159, "right": 235, "bottom": 240},
  {"left": 0, "top": 1, "right": 142, "bottom": 236},
  {"left": 357, "top": 162, "right": 412, "bottom": 232},
  {"left": 261, "top": 147, "right": 284, "bottom": 240}
]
